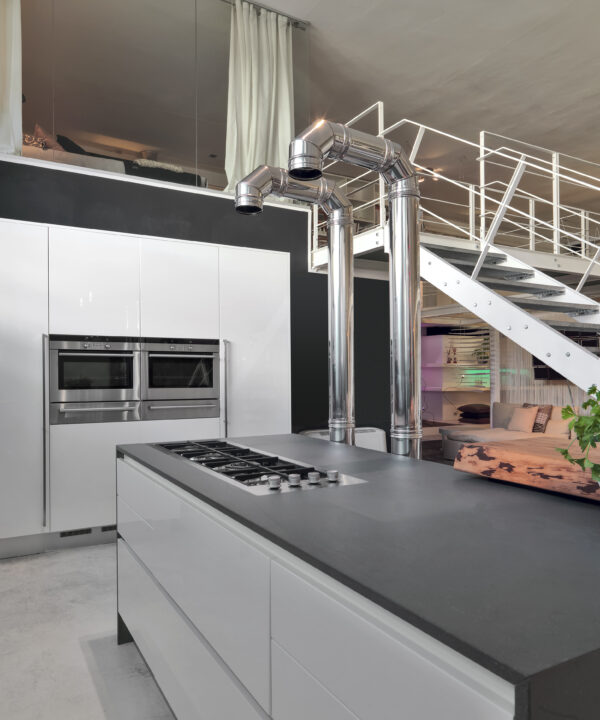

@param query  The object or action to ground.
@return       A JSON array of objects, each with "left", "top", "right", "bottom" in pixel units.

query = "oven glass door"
[
  {"left": 144, "top": 353, "right": 218, "bottom": 400},
  {"left": 52, "top": 351, "right": 140, "bottom": 403}
]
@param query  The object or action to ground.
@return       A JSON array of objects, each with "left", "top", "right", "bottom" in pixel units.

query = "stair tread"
[
  {"left": 513, "top": 297, "right": 598, "bottom": 313},
  {"left": 423, "top": 243, "right": 507, "bottom": 263},
  {"left": 477, "top": 277, "right": 563, "bottom": 294},
  {"left": 446, "top": 258, "right": 535, "bottom": 279}
]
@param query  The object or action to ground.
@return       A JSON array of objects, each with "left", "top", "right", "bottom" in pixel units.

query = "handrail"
[{"left": 309, "top": 101, "right": 600, "bottom": 295}]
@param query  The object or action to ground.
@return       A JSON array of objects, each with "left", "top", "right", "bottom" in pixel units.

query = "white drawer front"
[
  {"left": 117, "top": 459, "right": 271, "bottom": 712},
  {"left": 271, "top": 562, "right": 513, "bottom": 720},
  {"left": 272, "top": 641, "right": 359, "bottom": 720},
  {"left": 118, "top": 541, "right": 266, "bottom": 720}
]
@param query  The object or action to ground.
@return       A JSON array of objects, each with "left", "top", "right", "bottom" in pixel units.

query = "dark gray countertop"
[{"left": 117, "top": 433, "right": 600, "bottom": 692}]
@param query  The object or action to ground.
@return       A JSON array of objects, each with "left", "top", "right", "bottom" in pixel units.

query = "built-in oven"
[
  {"left": 140, "top": 339, "right": 220, "bottom": 420},
  {"left": 49, "top": 336, "right": 141, "bottom": 424}
]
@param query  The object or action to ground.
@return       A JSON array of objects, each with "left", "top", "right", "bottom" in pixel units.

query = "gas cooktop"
[{"left": 156, "top": 440, "right": 367, "bottom": 495}]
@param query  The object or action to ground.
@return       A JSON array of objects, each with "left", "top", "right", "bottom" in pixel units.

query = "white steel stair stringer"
[{"left": 421, "top": 246, "right": 600, "bottom": 390}]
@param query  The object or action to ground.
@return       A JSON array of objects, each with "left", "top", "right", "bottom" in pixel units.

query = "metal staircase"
[
  {"left": 420, "top": 240, "right": 600, "bottom": 389},
  {"left": 307, "top": 101, "right": 600, "bottom": 391}
]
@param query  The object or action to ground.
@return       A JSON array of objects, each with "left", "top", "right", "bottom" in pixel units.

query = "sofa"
[{"left": 439, "top": 402, "right": 570, "bottom": 460}]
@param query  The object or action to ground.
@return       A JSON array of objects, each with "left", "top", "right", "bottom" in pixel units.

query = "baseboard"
[{"left": 0, "top": 526, "right": 116, "bottom": 560}]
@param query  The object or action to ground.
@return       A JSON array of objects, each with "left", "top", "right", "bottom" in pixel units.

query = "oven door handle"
[
  {"left": 58, "top": 352, "right": 136, "bottom": 358},
  {"left": 146, "top": 354, "right": 216, "bottom": 359},
  {"left": 147, "top": 404, "right": 217, "bottom": 411},
  {"left": 59, "top": 405, "right": 138, "bottom": 413}
]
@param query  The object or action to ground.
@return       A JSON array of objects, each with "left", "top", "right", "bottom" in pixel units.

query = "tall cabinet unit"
[
  {"left": 219, "top": 246, "right": 291, "bottom": 437},
  {"left": 48, "top": 226, "right": 141, "bottom": 336},
  {"left": 140, "top": 238, "right": 219, "bottom": 338},
  {"left": 0, "top": 221, "right": 48, "bottom": 539}
]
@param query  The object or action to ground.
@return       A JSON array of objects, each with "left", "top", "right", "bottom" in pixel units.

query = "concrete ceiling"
[
  {"left": 258, "top": 0, "right": 600, "bottom": 220},
  {"left": 268, "top": 0, "right": 600, "bottom": 161},
  {"left": 269, "top": 0, "right": 600, "bottom": 155}
]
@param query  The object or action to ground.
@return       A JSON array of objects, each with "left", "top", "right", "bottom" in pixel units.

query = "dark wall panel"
[{"left": 0, "top": 161, "right": 390, "bottom": 436}]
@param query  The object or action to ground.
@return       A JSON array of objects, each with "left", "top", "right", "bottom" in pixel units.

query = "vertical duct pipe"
[
  {"left": 289, "top": 120, "right": 422, "bottom": 457},
  {"left": 235, "top": 166, "right": 355, "bottom": 445},
  {"left": 389, "top": 176, "right": 421, "bottom": 457},
  {"left": 328, "top": 207, "right": 355, "bottom": 444}
]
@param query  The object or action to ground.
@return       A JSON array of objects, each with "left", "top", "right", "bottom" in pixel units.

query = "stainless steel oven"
[
  {"left": 140, "top": 339, "right": 220, "bottom": 420},
  {"left": 49, "top": 336, "right": 141, "bottom": 424}
]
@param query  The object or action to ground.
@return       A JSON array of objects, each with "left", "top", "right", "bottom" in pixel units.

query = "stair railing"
[{"left": 309, "top": 102, "right": 600, "bottom": 295}]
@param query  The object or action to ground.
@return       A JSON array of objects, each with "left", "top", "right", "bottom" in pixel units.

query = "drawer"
[
  {"left": 118, "top": 541, "right": 266, "bottom": 720},
  {"left": 117, "top": 458, "right": 271, "bottom": 712},
  {"left": 271, "top": 562, "right": 514, "bottom": 720},
  {"left": 272, "top": 641, "right": 359, "bottom": 720}
]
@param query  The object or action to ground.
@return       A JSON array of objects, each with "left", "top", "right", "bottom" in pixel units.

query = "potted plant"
[{"left": 557, "top": 384, "right": 600, "bottom": 484}]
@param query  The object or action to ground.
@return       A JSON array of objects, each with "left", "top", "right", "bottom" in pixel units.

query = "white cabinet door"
[
  {"left": 140, "top": 238, "right": 219, "bottom": 338},
  {"left": 117, "top": 459, "right": 271, "bottom": 712},
  {"left": 0, "top": 220, "right": 48, "bottom": 539},
  {"left": 50, "top": 418, "right": 220, "bottom": 532},
  {"left": 49, "top": 226, "right": 140, "bottom": 336},
  {"left": 219, "top": 246, "right": 291, "bottom": 437},
  {"left": 272, "top": 642, "right": 359, "bottom": 720},
  {"left": 271, "top": 562, "right": 514, "bottom": 720},
  {"left": 118, "top": 541, "right": 267, "bottom": 720}
]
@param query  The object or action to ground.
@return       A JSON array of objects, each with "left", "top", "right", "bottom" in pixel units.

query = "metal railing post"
[
  {"left": 409, "top": 126, "right": 425, "bottom": 164},
  {"left": 552, "top": 152, "right": 560, "bottom": 254},
  {"left": 576, "top": 247, "right": 600, "bottom": 293},
  {"left": 472, "top": 156, "right": 526, "bottom": 280},
  {"left": 479, "top": 131, "right": 486, "bottom": 244},
  {"left": 377, "top": 101, "right": 386, "bottom": 231},
  {"left": 529, "top": 198, "right": 536, "bottom": 250},
  {"left": 581, "top": 210, "right": 589, "bottom": 258},
  {"left": 469, "top": 184, "right": 476, "bottom": 242}
]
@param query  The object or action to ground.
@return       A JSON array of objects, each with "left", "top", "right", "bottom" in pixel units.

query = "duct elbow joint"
[
  {"left": 235, "top": 165, "right": 282, "bottom": 215},
  {"left": 288, "top": 119, "right": 338, "bottom": 180},
  {"left": 289, "top": 138, "right": 325, "bottom": 180}
]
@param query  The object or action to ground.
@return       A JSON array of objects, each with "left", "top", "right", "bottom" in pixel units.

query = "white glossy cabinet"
[
  {"left": 49, "top": 226, "right": 141, "bottom": 335},
  {"left": 272, "top": 642, "right": 359, "bottom": 720},
  {"left": 50, "top": 418, "right": 219, "bottom": 532},
  {"left": 140, "top": 238, "right": 219, "bottom": 338},
  {"left": 0, "top": 220, "right": 48, "bottom": 539},
  {"left": 117, "top": 459, "right": 271, "bottom": 712},
  {"left": 220, "top": 246, "right": 291, "bottom": 436},
  {"left": 271, "top": 562, "right": 513, "bottom": 720},
  {"left": 118, "top": 541, "right": 267, "bottom": 720}
]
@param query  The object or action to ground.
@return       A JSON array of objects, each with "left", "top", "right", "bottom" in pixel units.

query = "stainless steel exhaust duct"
[
  {"left": 235, "top": 166, "right": 355, "bottom": 445},
  {"left": 289, "top": 120, "right": 422, "bottom": 458}
]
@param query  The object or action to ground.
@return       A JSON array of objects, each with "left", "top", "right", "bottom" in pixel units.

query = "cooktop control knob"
[
  {"left": 287, "top": 473, "right": 301, "bottom": 487},
  {"left": 268, "top": 474, "right": 281, "bottom": 490},
  {"left": 307, "top": 471, "right": 321, "bottom": 485},
  {"left": 327, "top": 470, "right": 340, "bottom": 483}
]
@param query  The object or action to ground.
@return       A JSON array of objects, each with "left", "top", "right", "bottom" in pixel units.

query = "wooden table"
[{"left": 454, "top": 435, "right": 600, "bottom": 501}]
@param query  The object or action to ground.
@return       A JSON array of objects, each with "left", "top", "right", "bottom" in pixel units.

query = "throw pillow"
[
  {"left": 545, "top": 418, "right": 571, "bottom": 437},
  {"left": 507, "top": 406, "right": 538, "bottom": 432},
  {"left": 492, "top": 402, "right": 517, "bottom": 429},
  {"left": 523, "top": 403, "right": 552, "bottom": 433}
]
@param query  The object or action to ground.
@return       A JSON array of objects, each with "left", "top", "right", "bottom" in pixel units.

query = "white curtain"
[
  {"left": 0, "top": 0, "right": 22, "bottom": 155},
  {"left": 224, "top": 0, "right": 294, "bottom": 191}
]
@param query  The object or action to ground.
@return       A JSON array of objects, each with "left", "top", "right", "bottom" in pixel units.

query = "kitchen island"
[{"left": 116, "top": 434, "right": 600, "bottom": 720}]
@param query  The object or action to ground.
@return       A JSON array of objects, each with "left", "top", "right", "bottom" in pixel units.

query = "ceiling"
[{"left": 267, "top": 0, "right": 600, "bottom": 162}]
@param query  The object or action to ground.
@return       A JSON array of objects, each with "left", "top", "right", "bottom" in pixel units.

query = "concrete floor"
[{"left": 0, "top": 543, "right": 175, "bottom": 720}]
